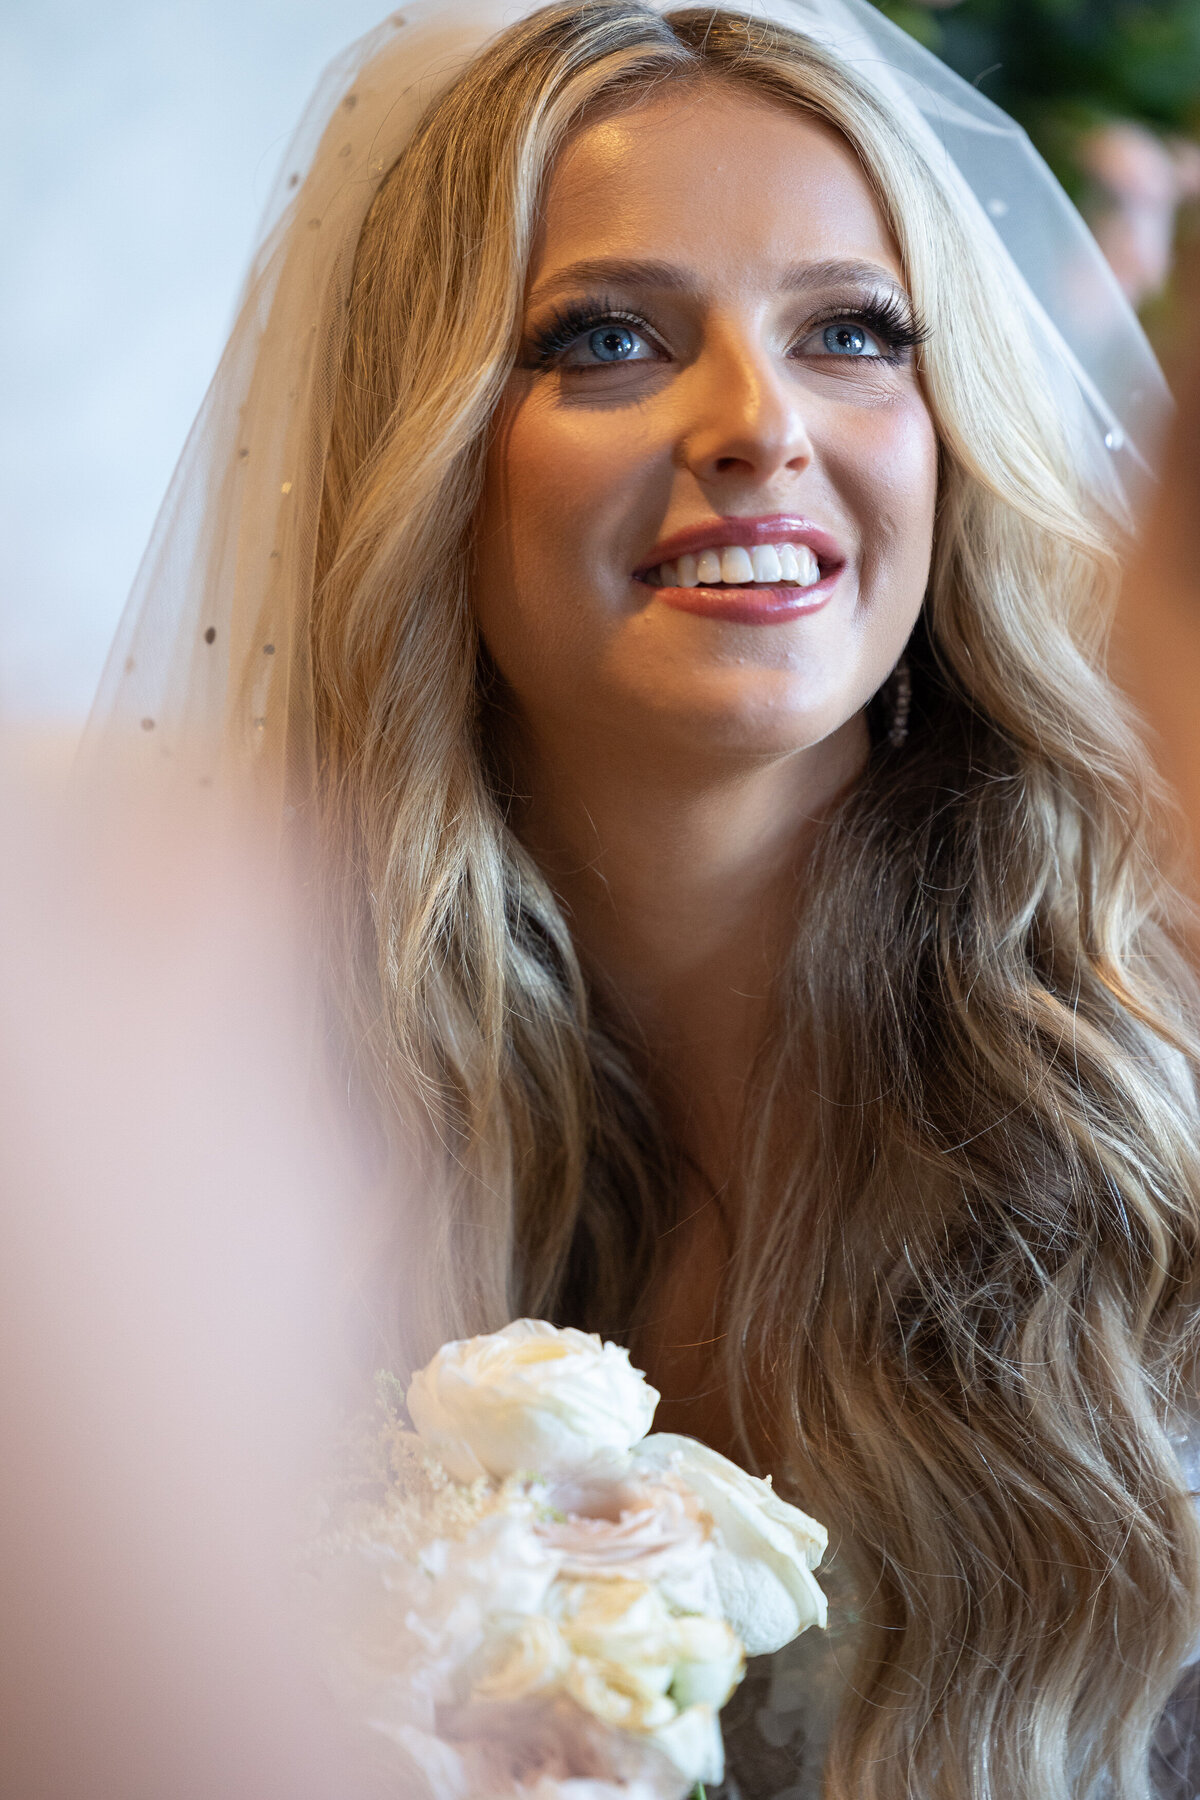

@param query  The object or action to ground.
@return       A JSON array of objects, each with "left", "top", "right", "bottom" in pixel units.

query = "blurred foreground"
[{"left": 0, "top": 774, "right": 375, "bottom": 1799}]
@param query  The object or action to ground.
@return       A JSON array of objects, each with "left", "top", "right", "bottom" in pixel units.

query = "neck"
[{"left": 514, "top": 716, "right": 867, "bottom": 1183}]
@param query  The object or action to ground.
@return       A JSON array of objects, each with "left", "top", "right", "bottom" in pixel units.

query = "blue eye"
[
  {"left": 588, "top": 325, "right": 638, "bottom": 362},
  {"left": 822, "top": 323, "right": 879, "bottom": 356},
  {"left": 528, "top": 304, "right": 662, "bottom": 371}
]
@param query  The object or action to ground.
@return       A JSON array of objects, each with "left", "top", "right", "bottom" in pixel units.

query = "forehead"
[{"left": 531, "top": 82, "right": 903, "bottom": 293}]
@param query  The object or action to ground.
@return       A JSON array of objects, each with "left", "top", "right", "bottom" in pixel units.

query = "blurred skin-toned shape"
[
  {"left": 0, "top": 774, "right": 372, "bottom": 1800},
  {"left": 1112, "top": 245, "right": 1200, "bottom": 882},
  {"left": 1079, "top": 124, "right": 1200, "bottom": 307}
]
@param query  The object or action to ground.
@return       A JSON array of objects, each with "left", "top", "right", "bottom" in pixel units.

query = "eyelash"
[
  {"left": 525, "top": 297, "right": 653, "bottom": 366},
  {"left": 524, "top": 291, "right": 929, "bottom": 368},
  {"left": 805, "top": 293, "right": 929, "bottom": 362}
]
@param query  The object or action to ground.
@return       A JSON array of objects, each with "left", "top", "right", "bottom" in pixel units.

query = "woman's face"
[{"left": 475, "top": 82, "right": 938, "bottom": 775}]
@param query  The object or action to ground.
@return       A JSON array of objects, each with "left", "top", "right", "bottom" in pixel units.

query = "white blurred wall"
[{"left": 0, "top": 0, "right": 390, "bottom": 739}]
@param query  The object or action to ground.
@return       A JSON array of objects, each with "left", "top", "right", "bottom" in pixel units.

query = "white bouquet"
[{"left": 307, "top": 1320, "right": 827, "bottom": 1800}]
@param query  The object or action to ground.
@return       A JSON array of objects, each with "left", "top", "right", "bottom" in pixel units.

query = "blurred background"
[
  {"left": 877, "top": 0, "right": 1200, "bottom": 354},
  {"left": 0, "top": 0, "right": 389, "bottom": 751},
  {"left": 2, "top": 0, "right": 1199, "bottom": 757}
]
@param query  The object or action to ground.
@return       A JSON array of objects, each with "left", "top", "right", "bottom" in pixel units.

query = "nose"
[{"left": 678, "top": 325, "right": 814, "bottom": 489}]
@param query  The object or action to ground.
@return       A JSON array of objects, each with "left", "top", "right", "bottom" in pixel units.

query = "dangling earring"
[{"left": 886, "top": 657, "right": 911, "bottom": 749}]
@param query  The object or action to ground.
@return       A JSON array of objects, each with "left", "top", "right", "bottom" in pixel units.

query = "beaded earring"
[{"left": 887, "top": 658, "right": 912, "bottom": 749}]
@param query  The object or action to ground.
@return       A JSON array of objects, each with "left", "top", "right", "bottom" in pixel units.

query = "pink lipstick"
[{"left": 634, "top": 515, "right": 845, "bottom": 626}]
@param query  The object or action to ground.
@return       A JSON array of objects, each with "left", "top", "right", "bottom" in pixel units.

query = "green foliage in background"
[{"left": 875, "top": 0, "right": 1200, "bottom": 194}]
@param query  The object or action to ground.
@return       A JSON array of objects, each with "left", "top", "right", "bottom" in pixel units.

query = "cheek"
[
  {"left": 484, "top": 393, "right": 658, "bottom": 555},
  {"left": 839, "top": 395, "right": 939, "bottom": 603},
  {"left": 474, "top": 400, "right": 636, "bottom": 705},
  {"left": 475, "top": 395, "right": 666, "bottom": 654}
]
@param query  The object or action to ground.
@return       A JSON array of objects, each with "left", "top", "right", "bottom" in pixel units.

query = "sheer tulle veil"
[{"left": 82, "top": 0, "right": 1168, "bottom": 819}]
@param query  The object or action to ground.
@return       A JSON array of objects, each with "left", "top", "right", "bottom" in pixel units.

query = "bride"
[{"left": 89, "top": 1, "right": 1200, "bottom": 1795}]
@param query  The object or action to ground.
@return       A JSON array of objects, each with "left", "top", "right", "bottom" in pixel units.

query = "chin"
[{"left": 639, "top": 676, "right": 870, "bottom": 765}]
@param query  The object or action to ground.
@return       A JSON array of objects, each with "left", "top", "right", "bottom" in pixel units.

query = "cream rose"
[
  {"left": 406, "top": 1319, "right": 660, "bottom": 1482},
  {"left": 549, "top": 1576, "right": 740, "bottom": 1781},
  {"left": 552, "top": 1575, "right": 678, "bottom": 1707},
  {"left": 471, "top": 1616, "right": 571, "bottom": 1704},
  {"left": 631, "top": 1434, "right": 828, "bottom": 1656},
  {"left": 535, "top": 1471, "right": 720, "bottom": 1616}
]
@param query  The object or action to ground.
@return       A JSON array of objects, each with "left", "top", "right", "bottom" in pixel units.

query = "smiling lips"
[{"left": 635, "top": 515, "right": 844, "bottom": 625}]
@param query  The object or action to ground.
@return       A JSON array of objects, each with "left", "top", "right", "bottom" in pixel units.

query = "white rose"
[
  {"left": 648, "top": 1702, "right": 726, "bottom": 1788},
  {"left": 631, "top": 1434, "right": 827, "bottom": 1656},
  {"left": 667, "top": 1614, "right": 745, "bottom": 1710},
  {"left": 407, "top": 1319, "right": 660, "bottom": 1482},
  {"left": 417, "top": 1507, "right": 563, "bottom": 1623}
]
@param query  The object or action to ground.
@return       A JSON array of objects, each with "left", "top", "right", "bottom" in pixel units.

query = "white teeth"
[
  {"left": 796, "top": 545, "right": 820, "bottom": 585},
  {"left": 721, "top": 545, "right": 755, "bottom": 584},
  {"left": 751, "top": 544, "right": 782, "bottom": 583},
  {"left": 775, "top": 543, "right": 820, "bottom": 584},
  {"left": 651, "top": 542, "right": 823, "bottom": 588}
]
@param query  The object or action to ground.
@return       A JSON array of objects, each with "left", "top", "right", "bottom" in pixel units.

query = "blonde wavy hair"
[{"left": 312, "top": 5, "right": 1200, "bottom": 1795}]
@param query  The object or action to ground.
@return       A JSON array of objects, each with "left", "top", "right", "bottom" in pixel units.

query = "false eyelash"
[
  {"left": 806, "top": 292, "right": 929, "bottom": 360},
  {"left": 524, "top": 296, "right": 656, "bottom": 367}
]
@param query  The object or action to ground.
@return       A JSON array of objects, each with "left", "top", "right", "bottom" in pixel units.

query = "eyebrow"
[{"left": 526, "top": 255, "right": 909, "bottom": 307}]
